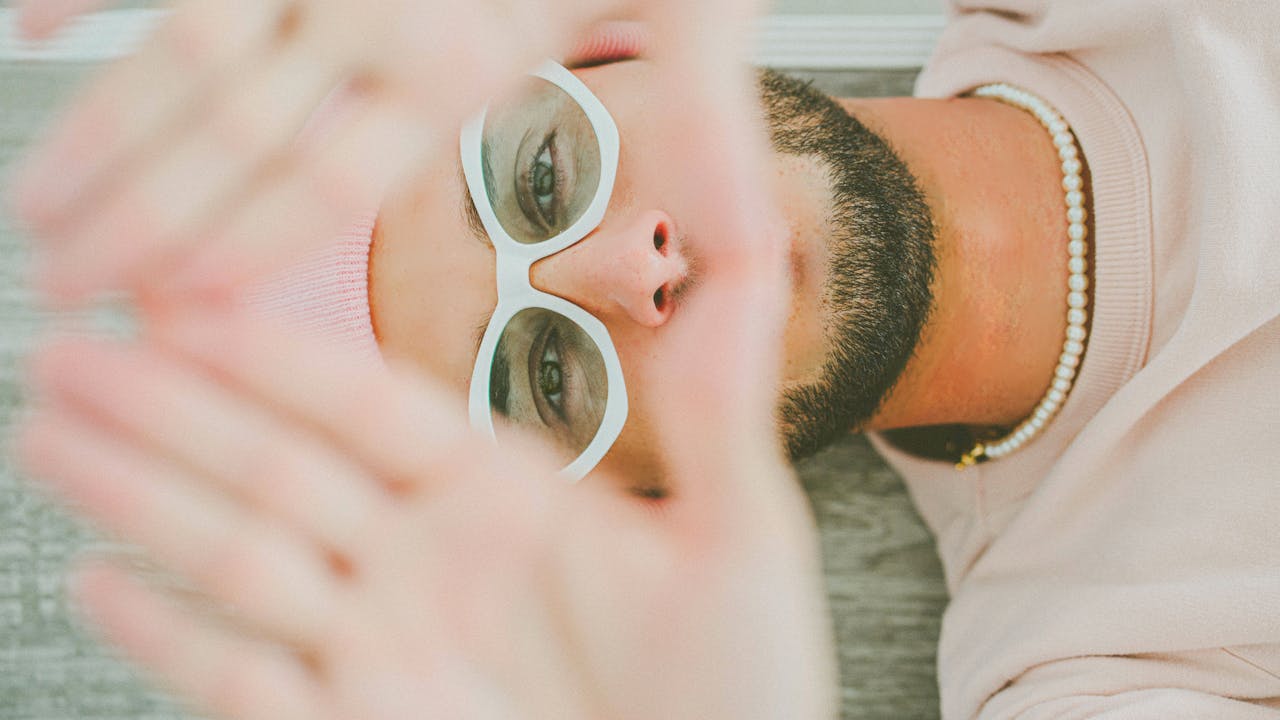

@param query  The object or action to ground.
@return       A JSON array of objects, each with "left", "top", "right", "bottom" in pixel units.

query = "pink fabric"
[
  {"left": 870, "top": 2, "right": 1280, "bottom": 719},
  {"left": 239, "top": 212, "right": 381, "bottom": 364}
]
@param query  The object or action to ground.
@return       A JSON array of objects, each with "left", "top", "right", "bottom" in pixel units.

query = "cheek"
[{"left": 606, "top": 324, "right": 662, "bottom": 400}]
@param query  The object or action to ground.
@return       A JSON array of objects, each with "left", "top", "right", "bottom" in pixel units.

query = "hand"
[
  {"left": 10, "top": 0, "right": 768, "bottom": 303},
  {"left": 17, "top": 298, "right": 836, "bottom": 719}
]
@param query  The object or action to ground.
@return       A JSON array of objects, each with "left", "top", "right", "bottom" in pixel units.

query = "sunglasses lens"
[
  {"left": 480, "top": 76, "right": 603, "bottom": 245},
  {"left": 486, "top": 308, "right": 609, "bottom": 462}
]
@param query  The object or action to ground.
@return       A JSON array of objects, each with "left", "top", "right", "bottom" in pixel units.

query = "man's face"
[{"left": 369, "top": 60, "right": 933, "bottom": 493}]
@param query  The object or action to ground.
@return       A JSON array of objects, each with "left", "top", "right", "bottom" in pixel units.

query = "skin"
[
  {"left": 842, "top": 95, "right": 1080, "bottom": 430},
  {"left": 370, "top": 59, "right": 834, "bottom": 489},
  {"left": 11, "top": 1, "right": 848, "bottom": 717},
  {"left": 371, "top": 60, "right": 1080, "bottom": 489}
]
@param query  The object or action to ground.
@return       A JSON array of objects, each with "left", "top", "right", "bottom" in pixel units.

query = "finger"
[
  {"left": 45, "top": 40, "right": 347, "bottom": 302},
  {"left": 362, "top": 0, "right": 571, "bottom": 120},
  {"left": 165, "top": 92, "right": 430, "bottom": 294},
  {"left": 72, "top": 560, "right": 330, "bottom": 720},
  {"left": 18, "top": 401, "right": 341, "bottom": 645},
  {"left": 347, "top": 0, "right": 629, "bottom": 183},
  {"left": 639, "top": 4, "right": 796, "bottom": 510},
  {"left": 15, "top": 0, "right": 111, "bottom": 41},
  {"left": 650, "top": 0, "right": 782, "bottom": 289},
  {"left": 150, "top": 304, "right": 479, "bottom": 495},
  {"left": 649, "top": 1, "right": 787, "bottom": 398},
  {"left": 12, "top": 0, "right": 290, "bottom": 232},
  {"left": 28, "top": 335, "right": 389, "bottom": 556},
  {"left": 658, "top": 85, "right": 784, "bottom": 374}
]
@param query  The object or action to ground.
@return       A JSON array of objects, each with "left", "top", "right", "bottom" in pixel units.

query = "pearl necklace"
[{"left": 957, "top": 83, "right": 1091, "bottom": 467}]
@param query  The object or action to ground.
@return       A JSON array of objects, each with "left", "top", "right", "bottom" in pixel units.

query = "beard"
[{"left": 756, "top": 69, "right": 936, "bottom": 460}]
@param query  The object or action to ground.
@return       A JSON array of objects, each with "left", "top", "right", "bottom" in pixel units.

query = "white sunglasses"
[{"left": 460, "top": 60, "right": 627, "bottom": 481}]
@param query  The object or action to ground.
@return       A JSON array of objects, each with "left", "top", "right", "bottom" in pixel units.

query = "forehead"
[{"left": 566, "top": 58, "right": 654, "bottom": 110}]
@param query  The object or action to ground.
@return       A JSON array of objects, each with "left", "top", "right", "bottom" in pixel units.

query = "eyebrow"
[
  {"left": 460, "top": 160, "right": 490, "bottom": 248},
  {"left": 472, "top": 307, "right": 495, "bottom": 365},
  {"left": 460, "top": 146, "right": 499, "bottom": 367}
]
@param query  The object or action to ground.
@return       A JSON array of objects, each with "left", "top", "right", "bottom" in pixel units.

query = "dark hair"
[{"left": 757, "top": 69, "right": 936, "bottom": 460}]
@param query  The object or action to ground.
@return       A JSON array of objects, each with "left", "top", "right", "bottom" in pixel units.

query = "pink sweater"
[
  {"left": 870, "top": 1, "right": 1280, "bottom": 718},
  {"left": 240, "top": 211, "right": 381, "bottom": 362}
]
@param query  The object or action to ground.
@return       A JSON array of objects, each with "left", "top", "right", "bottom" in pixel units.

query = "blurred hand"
[
  {"left": 14, "top": 0, "right": 832, "bottom": 716},
  {"left": 10, "top": 0, "right": 768, "bottom": 304},
  {"left": 18, "top": 280, "right": 835, "bottom": 720}
]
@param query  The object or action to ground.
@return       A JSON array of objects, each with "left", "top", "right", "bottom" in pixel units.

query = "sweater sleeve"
[
  {"left": 986, "top": 689, "right": 1280, "bottom": 720},
  {"left": 973, "top": 646, "right": 1280, "bottom": 719}
]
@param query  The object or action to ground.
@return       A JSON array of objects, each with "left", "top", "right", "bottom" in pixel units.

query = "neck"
[{"left": 837, "top": 95, "right": 1076, "bottom": 431}]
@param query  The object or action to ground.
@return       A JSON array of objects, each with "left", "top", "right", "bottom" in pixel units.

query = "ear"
[{"left": 564, "top": 21, "right": 650, "bottom": 68}]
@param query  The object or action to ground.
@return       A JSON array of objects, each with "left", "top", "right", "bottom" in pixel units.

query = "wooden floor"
[{"left": 0, "top": 63, "right": 947, "bottom": 719}]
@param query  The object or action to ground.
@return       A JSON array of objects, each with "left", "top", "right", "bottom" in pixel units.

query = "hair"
[{"left": 756, "top": 69, "right": 937, "bottom": 460}]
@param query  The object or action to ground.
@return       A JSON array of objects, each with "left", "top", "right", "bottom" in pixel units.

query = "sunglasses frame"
[{"left": 460, "top": 59, "right": 627, "bottom": 481}]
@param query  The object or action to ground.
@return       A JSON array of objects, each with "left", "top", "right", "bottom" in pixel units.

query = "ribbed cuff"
[{"left": 238, "top": 212, "right": 382, "bottom": 364}]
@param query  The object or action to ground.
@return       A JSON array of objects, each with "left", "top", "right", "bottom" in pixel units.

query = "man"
[
  {"left": 247, "top": 42, "right": 938, "bottom": 494},
  {"left": 13, "top": 1, "right": 1280, "bottom": 719}
]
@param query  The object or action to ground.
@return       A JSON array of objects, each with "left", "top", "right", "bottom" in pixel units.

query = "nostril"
[
  {"left": 653, "top": 286, "right": 666, "bottom": 311},
  {"left": 653, "top": 224, "right": 667, "bottom": 252}
]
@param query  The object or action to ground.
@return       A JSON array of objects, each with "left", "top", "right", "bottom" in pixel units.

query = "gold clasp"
[{"left": 956, "top": 442, "right": 985, "bottom": 470}]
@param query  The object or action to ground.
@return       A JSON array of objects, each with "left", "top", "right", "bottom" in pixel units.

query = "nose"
[{"left": 529, "top": 210, "right": 687, "bottom": 328}]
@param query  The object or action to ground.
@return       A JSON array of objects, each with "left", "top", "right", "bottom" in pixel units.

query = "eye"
[
  {"left": 528, "top": 133, "right": 559, "bottom": 228},
  {"left": 537, "top": 329, "right": 566, "bottom": 417}
]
